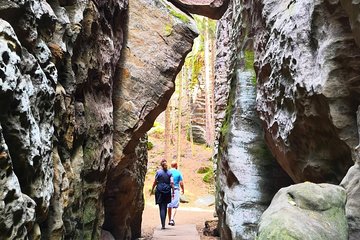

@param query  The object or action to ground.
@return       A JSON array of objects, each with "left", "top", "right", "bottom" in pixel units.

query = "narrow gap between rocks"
[{"left": 141, "top": 15, "right": 219, "bottom": 240}]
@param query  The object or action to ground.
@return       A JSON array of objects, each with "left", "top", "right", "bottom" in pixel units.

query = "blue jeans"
[{"left": 159, "top": 202, "right": 168, "bottom": 228}]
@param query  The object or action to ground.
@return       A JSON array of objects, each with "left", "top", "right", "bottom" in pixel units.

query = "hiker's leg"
[
  {"left": 159, "top": 203, "right": 167, "bottom": 228},
  {"left": 171, "top": 207, "right": 177, "bottom": 220},
  {"left": 168, "top": 207, "right": 172, "bottom": 223}
]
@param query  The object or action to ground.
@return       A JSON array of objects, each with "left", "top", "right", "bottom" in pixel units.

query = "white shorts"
[{"left": 167, "top": 188, "right": 180, "bottom": 208}]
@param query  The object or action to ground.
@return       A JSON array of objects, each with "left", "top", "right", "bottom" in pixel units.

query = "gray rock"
[
  {"left": 257, "top": 182, "right": 348, "bottom": 240},
  {"left": 0, "top": 17, "right": 55, "bottom": 225},
  {"left": 341, "top": 162, "right": 360, "bottom": 240},
  {"left": 0, "top": 124, "right": 36, "bottom": 239},
  {"left": 340, "top": 0, "right": 360, "bottom": 47},
  {"left": 253, "top": 0, "right": 359, "bottom": 183}
]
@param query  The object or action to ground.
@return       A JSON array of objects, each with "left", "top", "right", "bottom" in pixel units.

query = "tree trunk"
[
  {"left": 165, "top": 105, "right": 171, "bottom": 160},
  {"left": 176, "top": 68, "right": 183, "bottom": 163},
  {"left": 204, "top": 18, "right": 213, "bottom": 147}
]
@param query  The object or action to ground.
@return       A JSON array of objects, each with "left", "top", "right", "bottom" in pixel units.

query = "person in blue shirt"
[
  {"left": 151, "top": 159, "right": 174, "bottom": 229},
  {"left": 167, "top": 161, "right": 185, "bottom": 226}
]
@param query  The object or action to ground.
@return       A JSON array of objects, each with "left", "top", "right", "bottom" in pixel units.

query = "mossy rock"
[{"left": 256, "top": 182, "right": 348, "bottom": 240}]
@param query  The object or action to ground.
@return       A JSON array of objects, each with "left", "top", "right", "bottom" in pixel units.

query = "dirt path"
[
  {"left": 141, "top": 131, "right": 218, "bottom": 239},
  {"left": 152, "top": 224, "right": 200, "bottom": 240}
]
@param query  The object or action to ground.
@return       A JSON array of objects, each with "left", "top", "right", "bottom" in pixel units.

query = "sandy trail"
[{"left": 141, "top": 134, "right": 218, "bottom": 239}]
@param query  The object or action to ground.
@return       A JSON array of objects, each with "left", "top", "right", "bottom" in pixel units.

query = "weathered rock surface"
[
  {"left": 0, "top": 12, "right": 55, "bottom": 238},
  {"left": 257, "top": 182, "right": 348, "bottom": 240},
  {"left": 255, "top": 0, "right": 359, "bottom": 183},
  {"left": 104, "top": 0, "right": 198, "bottom": 238},
  {"left": 214, "top": 2, "right": 293, "bottom": 239},
  {"left": 0, "top": 0, "right": 197, "bottom": 238},
  {"left": 0, "top": 124, "right": 36, "bottom": 239},
  {"left": 46, "top": 0, "right": 127, "bottom": 238},
  {"left": 0, "top": 0, "right": 127, "bottom": 238},
  {"left": 341, "top": 162, "right": 360, "bottom": 240},
  {"left": 215, "top": 0, "right": 360, "bottom": 239},
  {"left": 168, "top": 0, "right": 229, "bottom": 19},
  {"left": 340, "top": 0, "right": 360, "bottom": 47}
]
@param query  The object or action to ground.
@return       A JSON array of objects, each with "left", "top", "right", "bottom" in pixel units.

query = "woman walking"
[{"left": 151, "top": 159, "right": 174, "bottom": 229}]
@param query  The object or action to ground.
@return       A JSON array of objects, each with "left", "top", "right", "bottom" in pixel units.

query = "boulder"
[
  {"left": 340, "top": 162, "right": 360, "bottom": 240},
  {"left": 257, "top": 182, "right": 348, "bottom": 240}
]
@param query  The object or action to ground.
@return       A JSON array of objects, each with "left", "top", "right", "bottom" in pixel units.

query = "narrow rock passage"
[{"left": 152, "top": 224, "right": 200, "bottom": 240}]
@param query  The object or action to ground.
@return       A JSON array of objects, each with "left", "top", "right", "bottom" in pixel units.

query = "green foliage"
[
  {"left": 148, "top": 121, "right": 164, "bottom": 136},
  {"left": 164, "top": 23, "right": 173, "bottom": 36},
  {"left": 244, "top": 50, "right": 257, "bottom": 85},
  {"left": 196, "top": 165, "right": 214, "bottom": 183},
  {"left": 220, "top": 75, "right": 236, "bottom": 139},
  {"left": 203, "top": 170, "right": 214, "bottom": 183},
  {"left": 193, "top": 15, "right": 217, "bottom": 38},
  {"left": 197, "top": 166, "right": 211, "bottom": 174},
  {"left": 169, "top": 8, "right": 190, "bottom": 23},
  {"left": 244, "top": 50, "right": 254, "bottom": 70},
  {"left": 190, "top": 51, "right": 204, "bottom": 89},
  {"left": 147, "top": 141, "right": 154, "bottom": 150}
]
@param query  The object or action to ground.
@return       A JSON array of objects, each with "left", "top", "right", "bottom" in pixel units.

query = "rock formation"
[
  {"left": 341, "top": 162, "right": 360, "bottom": 240},
  {"left": 0, "top": 0, "right": 197, "bottom": 238},
  {"left": 257, "top": 182, "right": 348, "bottom": 240},
  {"left": 103, "top": 0, "right": 197, "bottom": 239},
  {"left": 168, "top": 0, "right": 229, "bottom": 19},
  {"left": 214, "top": 0, "right": 360, "bottom": 239},
  {"left": 255, "top": 0, "right": 359, "bottom": 184}
]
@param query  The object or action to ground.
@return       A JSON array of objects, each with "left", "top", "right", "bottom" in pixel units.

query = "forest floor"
[{"left": 141, "top": 129, "right": 219, "bottom": 240}]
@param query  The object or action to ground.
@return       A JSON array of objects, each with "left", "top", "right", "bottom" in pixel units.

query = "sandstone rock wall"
[
  {"left": 0, "top": 0, "right": 128, "bottom": 238},
  {"left": 215, "top": 0, "right": 360, "bottom": 239},
  {"left": 104, "top": 0, "right": 198, "bottom": 238},
  {"left": 0, "top": 0, "right": 199, "bottom": 238},
  {"left": 255, "top": 0, "right": 359, "bottom": 184}
]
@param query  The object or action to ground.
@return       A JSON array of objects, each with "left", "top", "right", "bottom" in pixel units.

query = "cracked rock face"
[
  {"left": 0, "top": 13, "right": 55, "bottom": 237},
  {"left": 215, "top": 0, "right": 360, "bottom": 238},
  {"left": 255, "top": 0, "right": 359, "bottom": 183},
  {"left": 0, "top": 0, "right": 127, "bottom": 238}
]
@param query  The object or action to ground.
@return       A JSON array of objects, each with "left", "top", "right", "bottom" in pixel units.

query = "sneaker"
[
  {"left": 170, "top": 220, "right": 175, "bottom": 226},
  {"left": 161, "top": 226, "right": 165, "bottom": 229}
]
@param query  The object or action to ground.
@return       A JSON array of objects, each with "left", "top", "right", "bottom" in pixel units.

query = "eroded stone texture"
[
  {"left": 257, "top": 182, "right": 348, "bottom": 240},
  {"left": 0, "top": 12, "right": 55, "bottom": 236},
  {"left": 0, "top": 124, "right": 36, "bottom": 239},
  {"left": 0, "top": 0, "right": 127, "bottom": 238},
  {"left": 47, "top": 0, "right": 128, "bottom": 238},
  {"left": 341, "top": 162, "right": 360, "bottom": 239},
  {"left": 255, "top": 0, "right": 359, "bottom": 183},
  {"left": 340, "top": 0, "right": 360, "bottom": 47},
  {"left": 105, "top": 0, "right": 197, "bottom": 238}
]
